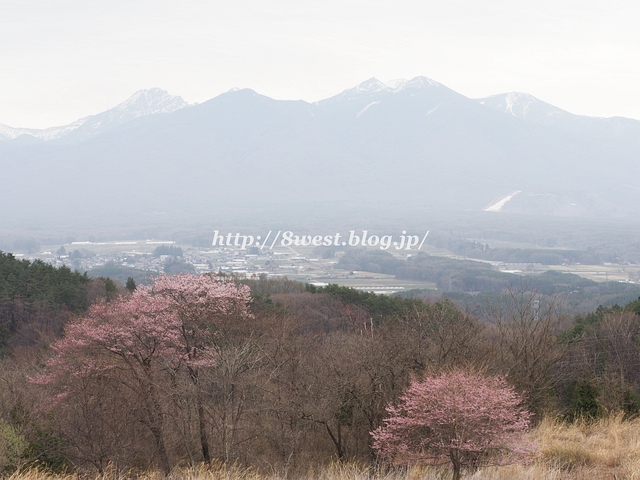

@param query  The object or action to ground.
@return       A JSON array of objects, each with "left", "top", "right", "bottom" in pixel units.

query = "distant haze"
[{"left": 2, "top": 77, "right": 639, "bottom": 230}]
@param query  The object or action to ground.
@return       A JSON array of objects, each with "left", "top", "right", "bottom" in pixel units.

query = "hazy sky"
[{"left": 2, "top": 0, "right": 639, "bottom": 128}]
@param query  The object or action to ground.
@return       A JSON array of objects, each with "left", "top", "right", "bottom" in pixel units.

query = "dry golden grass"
[
  {"left": 532, "top": 413, "right": 640, "bottom": 479},
  {"left": 7, "top": 414, "right": 640, "bottom": 479},
  {"left": 470, "top": 413, "right": 640, "bottom": 480}
]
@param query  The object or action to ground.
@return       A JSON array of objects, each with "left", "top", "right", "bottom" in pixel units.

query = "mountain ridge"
[
  {"left": 1, "top": 77, "right": 639, "bottom": 227},
  {"left": 3, "top": 78, "right": 639, "bottom": 143}
]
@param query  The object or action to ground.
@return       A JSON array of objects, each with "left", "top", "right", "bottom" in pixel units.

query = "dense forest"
[
  {"left": 0, "top": 252, "right": 127, "bottom": 355},
  {"left": 1, "top": 251, "right": 640, "bottom": 475}
]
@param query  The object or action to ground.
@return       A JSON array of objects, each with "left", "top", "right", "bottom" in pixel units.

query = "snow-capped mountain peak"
[
  {"left": 384, "top": 78, "right": 408, "bottom": 89},
  {"left": 478, "top": 92, "right": 566, "bottom": 122},
  {"left": 0, "top": 88, "right": 190, "bottom": 142},
  {"left": 73, "top": 88, "right": 190, "bottom": 139},
  {"left": 116, "top": 88, "right": 189, "bottom": 117},
  {"left": 322, "top": 76, "right": 447, "bottom": 105},
  {"left": 345, "top": 76, "right": 443, "bottom": 95},
  {"left": 390, "top": 76, "right": 442, "bottom": 91},
  {"left": 348, "top": 78, "right": 389, "bottom": 95},
  {"left": 478, "top": 91, "right": 640, "bottom": 142}
]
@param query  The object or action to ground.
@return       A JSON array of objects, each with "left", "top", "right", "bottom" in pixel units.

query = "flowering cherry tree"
[
  {"left": 34, "top": 274, "right": 252, "bottom": 472},
  {"left": 146, "top": 273, "right": 253, "bottom": 463},
  {"left": 371, "top": 371, "right": 533, "bottom": 480}
]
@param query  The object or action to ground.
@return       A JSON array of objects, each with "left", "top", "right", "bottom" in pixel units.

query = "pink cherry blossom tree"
[
  {"left": 34, "top": 273, "right": 252, "bottom": 472},
  {"left": 145, "top": 273, "right": 253, "bottom": 464},
  {"left": 371, "top": 371, "right": 533, "bottom": 480}
]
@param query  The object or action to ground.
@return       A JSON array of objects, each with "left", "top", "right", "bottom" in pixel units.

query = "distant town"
[
  {"left": 12, "top": 236, "right": 640, "bottom": 296},
  {"left": 13, "top": 239, "right": 437, "bottom": 294}
]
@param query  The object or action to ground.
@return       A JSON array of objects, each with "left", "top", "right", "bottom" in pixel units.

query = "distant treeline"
[
  {"left": 338, "top": 250, "right": 640, "bottom": 311},
  {"left": 153, "top": 245, "right": 183, "bottom": 257},
  {"left": 426, "top": 234, "right": 605, "bottom": 264},
  {"left": 0, "top": 252, "right": 129, "bottom": 353},
  {"left": 0, "top": 251, "right": 89, "bottom": 353},
  {"left": 88, "top": 263, "right": 154, "bottom": 286}
]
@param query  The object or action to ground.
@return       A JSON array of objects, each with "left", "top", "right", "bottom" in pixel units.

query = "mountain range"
[{"left": 2, "top": 77, "right": 639, "bottom": 228}]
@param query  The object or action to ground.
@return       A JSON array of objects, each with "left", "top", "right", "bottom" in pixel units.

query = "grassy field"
[{"left": 8, "top": 414, "right": 640, "bottom": 480}]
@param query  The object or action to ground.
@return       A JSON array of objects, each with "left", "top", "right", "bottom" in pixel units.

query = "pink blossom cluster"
[
  {"left": 33, "top": 274, "right": 252, "bottom": 392},
  {"left": 371, "top": 372, "right": 533, "bottom": 468}
]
